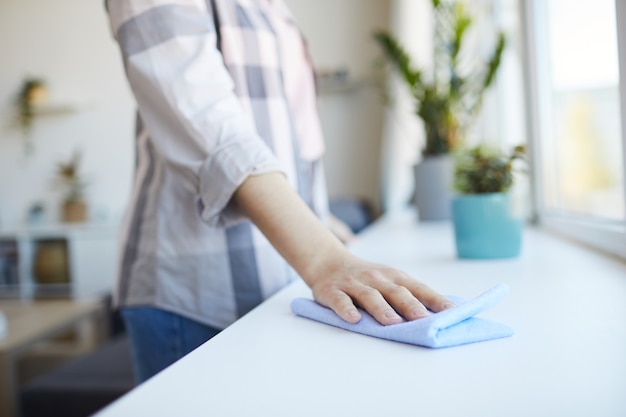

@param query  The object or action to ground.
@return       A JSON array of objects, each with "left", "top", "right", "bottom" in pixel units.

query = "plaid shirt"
[{"left": 107, "top": 0, "right": 328, "bottom": 329}]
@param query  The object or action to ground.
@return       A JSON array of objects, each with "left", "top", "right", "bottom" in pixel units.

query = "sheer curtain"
[{"left": 379, "top": 0, "right": 433, "bottom": 212}]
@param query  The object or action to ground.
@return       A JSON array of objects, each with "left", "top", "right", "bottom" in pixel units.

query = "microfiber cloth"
[{"left": 290, "top": 283, "right": 513, "bottom": 348}]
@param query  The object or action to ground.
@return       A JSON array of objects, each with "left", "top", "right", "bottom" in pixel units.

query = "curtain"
[{"left": 379, "top": 0, "right": 434, "bottom": 211}]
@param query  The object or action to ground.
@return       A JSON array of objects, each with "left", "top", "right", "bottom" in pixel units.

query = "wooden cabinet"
[{"left": 0, "top": 224, "right": 118, "bottom": 299}]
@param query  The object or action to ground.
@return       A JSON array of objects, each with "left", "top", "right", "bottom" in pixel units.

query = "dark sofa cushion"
[
  {"left": 329, "top": 197, "right": 374, "bottom": 233},
  {"left": 21, "top": 336, "right": 134, "bottom": 417}
]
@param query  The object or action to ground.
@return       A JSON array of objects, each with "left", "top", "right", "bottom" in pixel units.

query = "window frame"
[{"left": 521, "top": 0, "right": 626, "bottom": 259}]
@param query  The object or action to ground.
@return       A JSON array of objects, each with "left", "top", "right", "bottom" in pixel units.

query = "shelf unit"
[
  {"left": 0, "top": 223, "right": 119, "bottom": 299},
  {"left": 317, "top": 77, "right": 381, "bottom": 96}
]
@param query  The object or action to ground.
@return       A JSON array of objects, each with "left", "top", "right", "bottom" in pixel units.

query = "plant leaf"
[{"left": 373, "top": 31, "right": 424, "bottom": 97}]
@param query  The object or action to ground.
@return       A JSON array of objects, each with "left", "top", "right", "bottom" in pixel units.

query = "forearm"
[
  {"left": 233, "top": 172, "right": 351, "bottom": 286},
  {"left": 234, "top": 172, "right": 454, "bottom": 325}
]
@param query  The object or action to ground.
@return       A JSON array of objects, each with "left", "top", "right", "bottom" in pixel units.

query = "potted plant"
[
  {"left": 451, "top": 144, "right": 525, "bottom": 259},
  {"left": 56, "top": 150, "right": 88, "bottom": 223},
  {"left": 374, "top": 0, "right": 505, "bottom": 220},
  {"left": 13, "top": 78, "right": 48, "bottom": 154}
]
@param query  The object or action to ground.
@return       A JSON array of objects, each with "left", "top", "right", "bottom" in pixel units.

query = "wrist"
[{"left": 298, "top": 243, "right": 355, "bottom": 288}]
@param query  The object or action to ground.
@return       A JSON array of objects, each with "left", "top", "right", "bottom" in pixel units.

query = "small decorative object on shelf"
[
  {"left": 27, "top": 202, "right": 45, "bottom": 225},
  {"left": 374, "top": 0, "right": 506, "bottom": 221},
  {"left": 451, "top": 144, "right": 526, "bottom": 259},
  {"left": 56, "top": 150, "right": 89, "bottom": 223},
  {"left": 33, "top": 239, "right": 70, "bottom": 286},
  {"left": 0, "top": 240, "right": 20, "bottom": 292},
  {"left": 13, "top": 77, "right": 48, "bottom": 154},
  {"left": 11, "top": 77, "right": 77, "bottom": 155},
  {"left": 316, "top": 68, "right": 351, "bottom": 94}
]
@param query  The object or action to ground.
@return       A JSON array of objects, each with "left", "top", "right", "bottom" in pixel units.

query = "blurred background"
[{"left": 0, "top": 0, "right": 624, "bottom": 416}]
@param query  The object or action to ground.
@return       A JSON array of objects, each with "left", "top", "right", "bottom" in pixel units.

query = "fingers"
[
  {"left": 312, "top": 266, "right": 455, "bottom": 326},
  {"left": 378, "top": 283, "right": 430, "bottom": 320},
  {"left": 315, "top": 288, "right": 362, "bottom": 324},
  {"left": 396, "top": 276, "right": 456, "bottom": 313},
  {"left": 349, "top": 284, "right": 404, "bottom": 325},
  {"left": 314, "top": 280, "right": 405, "bottom": 325}
]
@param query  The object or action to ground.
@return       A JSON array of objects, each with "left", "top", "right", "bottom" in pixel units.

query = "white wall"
[
  {"left": 0, "top": 0, "right": 136, "bottom": 227},
  {"left": 0, "top": 0, "right": 389, "bottom": 228}
]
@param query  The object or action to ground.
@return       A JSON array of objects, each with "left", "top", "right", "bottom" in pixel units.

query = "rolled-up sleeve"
[{"left": 107, "top": 0, "right": 285, "bottom": 226}]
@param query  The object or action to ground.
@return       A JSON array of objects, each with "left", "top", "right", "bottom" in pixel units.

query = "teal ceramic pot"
[{"left": 451, "top": 193, "right": 522, "bottom": 259}]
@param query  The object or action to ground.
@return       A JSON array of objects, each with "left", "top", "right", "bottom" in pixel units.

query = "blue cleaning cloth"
[{"left": 290, "top": 283, "right": 513, "bottom": 348}]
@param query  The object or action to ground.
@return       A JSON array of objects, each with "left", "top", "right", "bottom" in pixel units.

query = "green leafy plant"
[
  {"left": 454, "top": 145, "right": 525, "bottom": 194},
  {"left": 374, "top": 0, "right": 505, "bottom": 156},
  {"left": 14, "top": 78, "right": 47, "bottom": 133}
]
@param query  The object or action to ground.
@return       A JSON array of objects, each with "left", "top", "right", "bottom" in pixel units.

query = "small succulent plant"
[
  {"left": 56, "top": 150, "right": 88, "bottom": 203},
  {"left": 454, "top": 145, "right": 525, "bottom": 194}
]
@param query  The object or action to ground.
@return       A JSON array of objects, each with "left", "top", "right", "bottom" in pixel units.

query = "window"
[{"left": 524, "top": 0, "right": 626, "bottom": 258}]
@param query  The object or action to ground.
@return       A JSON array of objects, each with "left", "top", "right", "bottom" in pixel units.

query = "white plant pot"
[{"left": 413, "top": 155, "right": 453, "bottom": 221}]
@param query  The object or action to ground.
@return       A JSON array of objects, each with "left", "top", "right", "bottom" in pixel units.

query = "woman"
[{"left": 106, "top": 0, "right": 454, "bottom": 383}]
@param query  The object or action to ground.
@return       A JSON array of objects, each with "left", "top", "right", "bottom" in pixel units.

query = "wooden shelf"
[
  {"left": 32, "top": 104, "right": 76, "bottom": 117},
  {"left": 318, "top": 77, "right": 380, "bottom": 95},
  {"left": 0, "top": 224, "right": 118, "bottom": 299}
]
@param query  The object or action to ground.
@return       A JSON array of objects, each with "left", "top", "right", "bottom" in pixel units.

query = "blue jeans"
[{"left": 121, "top": 307, "right": 221, "bottom": 384}]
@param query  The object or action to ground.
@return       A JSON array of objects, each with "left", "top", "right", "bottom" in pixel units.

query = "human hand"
[
  {"left": 306, "top": 255, "right": 455, "bottom": 326},
  {"left": 233, "top": 173, "right": 453, "bottom": 326}
]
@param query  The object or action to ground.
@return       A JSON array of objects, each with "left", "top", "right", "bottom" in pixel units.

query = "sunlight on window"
[{"left": 540, "top": 0, "right": 624, "bottom": 221}]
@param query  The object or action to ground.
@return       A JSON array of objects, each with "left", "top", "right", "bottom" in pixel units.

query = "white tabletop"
[{"left": 96, "top": 211, "right": 626, "bottom": 417}]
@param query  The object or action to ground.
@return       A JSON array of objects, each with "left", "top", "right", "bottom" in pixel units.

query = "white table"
[{"left": 95, "top": 212, "right": 626, "bottom": 417}]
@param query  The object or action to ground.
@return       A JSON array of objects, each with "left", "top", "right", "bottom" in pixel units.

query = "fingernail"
[
  {"left": 442, "top": 302, "right": 456, "bottom": 310},
  {"left": 347, "top": 309, "right": 360, "bottom": 318},
  {"left": 410, "top": 308, "right": 430, "bottom": 319},
  {"left": 384, "top": 310, "right": 402, "bottom": 321}
]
